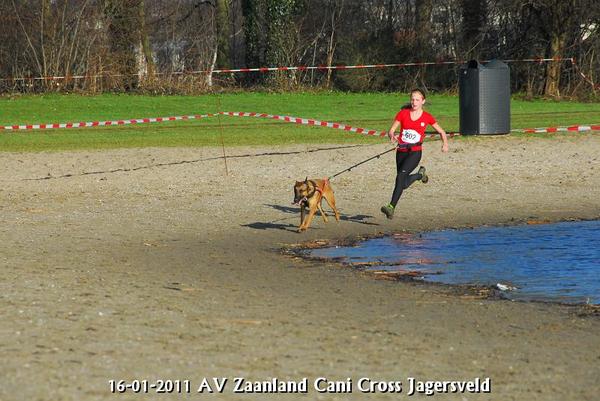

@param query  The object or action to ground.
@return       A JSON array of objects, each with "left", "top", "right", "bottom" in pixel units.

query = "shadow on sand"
[{"left": 241, "top": 204, "right": 379, "bottom": 232}]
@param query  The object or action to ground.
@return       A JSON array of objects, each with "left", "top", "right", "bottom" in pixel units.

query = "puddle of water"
[{"left": 309, "top": 220, "right": 600, "bottom": 305}]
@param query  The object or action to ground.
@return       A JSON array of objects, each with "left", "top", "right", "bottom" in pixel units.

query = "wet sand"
[{"left": 1, "top": 134, "right": 599, "bottom": 400}]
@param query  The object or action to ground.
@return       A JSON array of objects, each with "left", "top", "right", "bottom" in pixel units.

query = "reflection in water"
[{"left": 309, "top": 220, "right": 600, "bottom": 305}]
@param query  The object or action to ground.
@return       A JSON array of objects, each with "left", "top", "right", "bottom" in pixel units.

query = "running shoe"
[
  {"left": 380, "top": 204, "right": 395, "bottom": 219},
  {"left": 418, "top": 166, "right": 428, "bottom": 183}
]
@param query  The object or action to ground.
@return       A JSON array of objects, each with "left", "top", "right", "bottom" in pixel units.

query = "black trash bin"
[{"left": 459, "top": 59, "right": 510, "bottom": 135}]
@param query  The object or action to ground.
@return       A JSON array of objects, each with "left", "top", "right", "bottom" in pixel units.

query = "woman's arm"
[
  {"left": 388, "top": 120, "right": 400, "bottom": 144},
  {"left": 432, "top": 122, "right": 449, "bottom": 153}
]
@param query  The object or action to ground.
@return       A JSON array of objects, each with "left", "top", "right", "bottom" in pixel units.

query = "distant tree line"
[{"left": 0, "top": 0, "right": 598, "bottom": 98}]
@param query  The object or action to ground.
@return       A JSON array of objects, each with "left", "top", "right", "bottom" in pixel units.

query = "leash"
[{"left": 328, "top": 146, "right": 397, "bottom": 180}]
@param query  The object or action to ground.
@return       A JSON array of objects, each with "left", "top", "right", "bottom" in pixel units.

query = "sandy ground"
[{"left": 1, "top": 134, "right": 599, "bottom": 401}]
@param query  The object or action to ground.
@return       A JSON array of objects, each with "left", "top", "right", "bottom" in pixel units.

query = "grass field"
[{"left": 1, "top": 92, "right": 599, "bottom": 151}]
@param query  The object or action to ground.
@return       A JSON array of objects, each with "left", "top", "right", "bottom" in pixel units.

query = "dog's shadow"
[{"left": 241, "top": 204, "right": 379, "bottom": 231}]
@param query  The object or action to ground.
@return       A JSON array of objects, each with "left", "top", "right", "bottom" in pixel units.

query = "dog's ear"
[{"left": 304, "top": 176, "right": 308, "bottom": 183}]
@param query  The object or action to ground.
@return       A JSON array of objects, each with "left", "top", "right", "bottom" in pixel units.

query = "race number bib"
[{"left": 400, "top": 129, "right": 421, "bottom": 144}]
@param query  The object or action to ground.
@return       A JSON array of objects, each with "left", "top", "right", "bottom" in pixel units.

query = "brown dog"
[{"left": 292, "top": 178, "right": 340, "bottom": 232}]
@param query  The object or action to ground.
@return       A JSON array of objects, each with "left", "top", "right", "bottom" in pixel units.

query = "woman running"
[{"left": 381, "top": 89, "right": 449, "bottom": 219}]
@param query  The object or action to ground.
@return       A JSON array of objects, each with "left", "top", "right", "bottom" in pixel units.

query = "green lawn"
[{"left": 1, "top": 92, "right": 599, "bottom": 151}]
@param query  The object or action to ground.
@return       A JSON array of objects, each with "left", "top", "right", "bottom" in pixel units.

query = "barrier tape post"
[{"left": 216, "top": 98, "right": 229, "bottom": 176}]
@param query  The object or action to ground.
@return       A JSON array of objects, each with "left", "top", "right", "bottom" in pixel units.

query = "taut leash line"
[{"left": 328, "top": 147, "right": 397, "bottom": 180}]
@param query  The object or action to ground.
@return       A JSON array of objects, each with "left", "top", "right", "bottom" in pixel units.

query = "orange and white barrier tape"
[
  {"left": 512, "top": 124, "right": 600, "bottom": 134},
  {"left": 0, "top": 111, "right": 458, "bottom": 139},
  {"left": 2, "top": 110, "right": 598, "bottom": 136},
  {"left": 209, "top": 57, "right": 575, "bottom": 75},
  {"left": 0, "top": 57, "right": 576, "bottom": 83},
  {"left": 0, "top": 114, "right": 212, "bottom": 131}
]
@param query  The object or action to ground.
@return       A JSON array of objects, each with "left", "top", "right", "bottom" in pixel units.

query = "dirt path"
[{"left": 1, "top": 134, "right": 599, "bottom": 400}]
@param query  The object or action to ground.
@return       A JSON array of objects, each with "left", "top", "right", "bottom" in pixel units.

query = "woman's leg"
[
  {"left": 403, "top": 152, "right": 424, "bottom": 189},
  {"left": 390, "top": 151, "right": 422, "bottom": 207}
]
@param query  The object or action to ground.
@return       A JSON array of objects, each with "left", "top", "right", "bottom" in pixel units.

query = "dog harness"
[
  {"left": 312, "top": 178, "right": 328, "bottom": 195},
  {"left": 312, "top": 179, "right": 327, "bottom": 195}
]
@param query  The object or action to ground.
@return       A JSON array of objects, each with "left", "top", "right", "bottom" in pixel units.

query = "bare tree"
[
  {"left": 138, "top": 0, "right": 156, "bottom": 79},
  {"left": 523, "top": 0, "right": 577, "bottom": 96},
  {"left": 1, "top": 0, "right": 599, "bottom": 95},
  {"left": 6, "top": 0, "right": 99, "bottom": 91}
]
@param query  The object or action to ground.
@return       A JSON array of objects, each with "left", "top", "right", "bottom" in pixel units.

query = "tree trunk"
[
  {"left": 460, "top": 0, "right": 487, "bottom": 58},
  {"left": 242, "top": 0, "right": 264, "bottom": 83},
  {"left": 415, "top": 0, "right": 433, "bottom": 49},
  {"left": 544, "top": 33, "right": 566, "bottom": 97},
  {"left": 41, "top": 0, "right": 51, "bottom": 77},
  {"left": 230, "top": 0, "right": 245, "bottom": 68},
  {"left": 138, "top": 0, "right": 154, "bottom": 80},
  {"left": 325, "top": 11, "right": 336, "bottom": 87},
  {"left": 216, "top": 0, "right": 230, "bottom": 68},
  {"left": 533, "top": 0, "right": 576, "bottom": 97},
  {"left": 207, "top": 0, "right": 230, "bottom": 88},
  {"left": 207, "top": 43, "right": 218, "bottom": 87},
  {"left": 104, "top": 0, "right": 141, "bottom": 90}
]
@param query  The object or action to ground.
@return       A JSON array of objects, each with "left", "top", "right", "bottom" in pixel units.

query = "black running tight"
[{"left": 390, "top": 151, "right": 422, "bottom": 207}]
